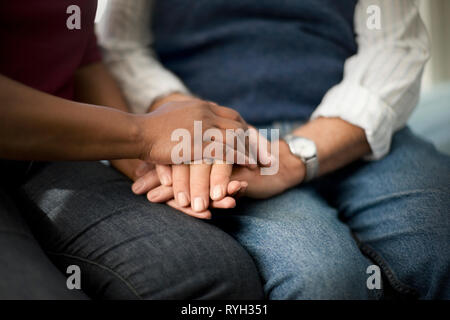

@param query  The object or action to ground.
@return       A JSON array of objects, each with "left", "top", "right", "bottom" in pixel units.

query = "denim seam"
[
  {"left": 46, "top": 251, "right": 143, "bottom": 300},
  {"left": 357, "top": 243, "right": 420, "bottom": 298}
]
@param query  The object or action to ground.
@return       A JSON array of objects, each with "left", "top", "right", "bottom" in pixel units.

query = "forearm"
[
  {"left": 290, "top": 117, "right": 371, "bottom": 177},
  {"left": 0, "top": 74, "right": 143, "bottom": 161},
  {"left": 74, "top": 62, "right": 144, "bottom": 178},
  {"left": 74, "top": 62, "right": 130, "bottom": 113}
]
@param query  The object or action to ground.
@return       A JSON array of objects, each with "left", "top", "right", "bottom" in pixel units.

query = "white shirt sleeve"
[
  {"left": 311, "top": 0, "right": 430, "bottom": 160},
  {"left": 97, "top": 0, "right": 190, "bottom": 114}
]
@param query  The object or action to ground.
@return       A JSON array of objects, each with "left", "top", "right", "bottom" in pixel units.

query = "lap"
[
  {"left": 19, "top": 161, "right": 263, "bottom": 299},
  {"left": 319, "top": 127, "right": 450, "bottom": 212},
  {"left": 213, "top": 186, "right": 375, "bottom": 299},
  {"left": 0, "top": 185, "right": 87, "bottom": 299},
  {"left": 316, "top": 127, "right": 450, "bottom": 298},
  {"left": 213, "top": 127, "right": 449, "bottom": 299}
]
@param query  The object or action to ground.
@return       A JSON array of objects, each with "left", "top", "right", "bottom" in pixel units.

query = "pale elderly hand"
[{"left": 131, "top": 161, "right": 247, "bottom": 220}]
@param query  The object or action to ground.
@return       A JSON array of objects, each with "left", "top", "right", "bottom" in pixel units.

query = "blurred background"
[
  {"left": 411, "top": 0, "right": 450, "bottom": 154},
  {"left": 420, "top": 0, "right": 450, "bottom": 91}
]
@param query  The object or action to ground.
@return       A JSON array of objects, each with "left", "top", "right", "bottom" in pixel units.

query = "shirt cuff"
[{"left": 311, "top": 83, "right": 397, "bottom": 160}]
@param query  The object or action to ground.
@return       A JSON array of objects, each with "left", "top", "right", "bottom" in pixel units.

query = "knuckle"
[
  {"left": 190, "top": 179, "right": 208, "bottom": 190},
  {"left": 172, "top": 177, "right": 188, "bottom": 186},
  {"left": 197, "top": 107, "right": 212, "bottom": 119},
  {"left": 211, "top": 174, "right": 229, "bottom": 184},
  {"left": 229, "top": 109, "right": 240, "bottom": 119}
]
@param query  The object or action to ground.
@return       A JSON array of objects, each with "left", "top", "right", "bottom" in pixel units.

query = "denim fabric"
[
  {"left": 152, "top": 0, "right": 357, "bottom": 125},
  {"left": 212, "top": 127, "right": 450, "bottom": 299},
  {"left": 0, "top": 185, "right": 87, "bottom": 299},
  {"left": 18, "top": 161, "right": 263, "bottom": 300},
  {"left": 6, "top": 128, "right": 449, "bottom": 299}
]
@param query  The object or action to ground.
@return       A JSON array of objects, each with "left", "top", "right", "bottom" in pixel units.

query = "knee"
[
  {"left": 266, "top": 246, "right": 371, "bottom": 299},
  {"left": 192, "top": 231, "right": 264, "bottom": 300},
  {"left": 122, "top": 219, "right": 264, "bottom": 300},
  {"left": 405, "top": 225, "right": 450, "bottom": 299}
]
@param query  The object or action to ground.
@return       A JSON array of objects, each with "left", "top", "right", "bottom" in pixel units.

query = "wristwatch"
[{"left": 283, "top": 134, "right": 319, "bottom": 182}]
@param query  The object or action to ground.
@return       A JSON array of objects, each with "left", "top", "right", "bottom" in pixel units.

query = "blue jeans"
[{"left": 212, "top": 126, "right": 450, "bottom": 299}]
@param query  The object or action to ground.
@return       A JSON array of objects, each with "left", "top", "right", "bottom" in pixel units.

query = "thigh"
[
  {"left": 0, "top": 186, "right": 87, "bottom": 299},
  {"left": 213, "top": 186, "right": 376, "bottom": 299},
  {"left": 19, "top": 161, "right": 263, "bottom": 300},
  {"left": 318, "top": 127, "right": 450, "bottom": 299}
]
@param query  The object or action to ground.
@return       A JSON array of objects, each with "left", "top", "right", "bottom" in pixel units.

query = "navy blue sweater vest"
[{"left": 153, "top": 0, "right": 357, "bottom": 124}]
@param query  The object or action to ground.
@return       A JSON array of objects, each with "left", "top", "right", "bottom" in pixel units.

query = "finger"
[
  {"left": 222, "top": 126, "right": 273, "bottom": 168},
  {"left": 210, "top": 105, "right": 247, "bottom": 125},
  {"left": 210, "top": 196, "right": 236, "bottom": 209},
  {"left": 210, "top": 162, "right": 232, "bottom": 201},
  {"left": 214, "top": 117, "right": 248, "bottom": 132},
  {"left": 201, "top": 140, "right": 257, "bottom": 169},
  {"left": 167, "top": 199, "right": 212, "bottom": 220},
  {"left": 227, "top": 180, "right": 243, "bottom": 196},
  {"left": 147, "top": 185, "right": 174, "bottom": 203},
  {"left": 235, "top": 181, "right": 249, "bottom": 198},
  {"left": 223, "top": 128, "right": 258, "bottom": 167},
  {"left": 190, "top": 163, "right": 212, "bottom": 212},
  {"left": 134, "top": 161, "right": 154, "bottom": 179},
  {"left": 225, "top": 128, "right": 254, "bottom": 166},
  {"left": 131, "top": 169, "right": 161, "bottom": 195},
  {"left": 198, "top": 124, "right": 252, "bottom": 166},
  {"left": 250, "top": 126, "right": 273, "bottom": 167},
  {"left": 156, "top": 165, "right": 172, "bottom": 186},
  {"left": 172, "top": 164, "right": 191, "bottom": 207}
]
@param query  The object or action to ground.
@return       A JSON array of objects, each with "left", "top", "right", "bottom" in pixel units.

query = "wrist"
[
  {"left": 129, "top": 113, "right": 151, "bottom": 161},
  {"left": 279, "top": 139, "right": 306, "bottom": 187}
]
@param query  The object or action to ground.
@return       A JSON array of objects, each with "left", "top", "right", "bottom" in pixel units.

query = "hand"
[
  {"left": 230, "top": 140, "right": 306, "bottom": 199},
  {"left": 137, "top": 95, "right": 253, "bottom": 165},
  {"left": 131, "top": 162, "right": 247, "bottom": 219},
  {"left": 110, "top": 158, "right": 154, "bottom": 181}
]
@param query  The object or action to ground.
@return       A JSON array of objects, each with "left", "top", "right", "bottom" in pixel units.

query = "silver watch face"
[{"left": 291, "top": 137, "right": 316, "bottom": 159}]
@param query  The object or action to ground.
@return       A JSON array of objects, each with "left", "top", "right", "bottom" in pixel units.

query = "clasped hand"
[{"left": 114, "top": 93, "right": 305, "bottom": 219}]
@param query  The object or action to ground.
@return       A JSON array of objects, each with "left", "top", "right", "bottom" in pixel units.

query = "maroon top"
[{"left": 0, "top": 0, "right": 101, "bottom": 100}]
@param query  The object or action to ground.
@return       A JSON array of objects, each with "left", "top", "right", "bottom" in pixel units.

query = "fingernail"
[
  {"left": 177, "top": 192, "right": 189, "bottom": 207},
  {"left": 212, "top": 185, "right": 223, "bottom": 200},
  {"left": 132, "top": 180, "right": 145, "bottom": 193},
  {"left": 161, "top": 175, "right": 171, "bottom": 186},
  {"left": 147, "top": 190, "right": 160, "bottom": 202},
  {"left": 193, "top": 197, "right": 206, "bottom": 212}
]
